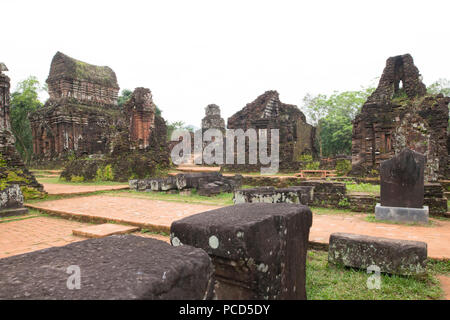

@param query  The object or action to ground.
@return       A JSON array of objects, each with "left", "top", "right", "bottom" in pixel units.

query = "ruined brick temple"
[
  {"left": 30, "top": 52, "right": 121, "bottom": 160},
  {"left": 0, "top": 63, "right": 43, "bottom": 194},
  {"left": 351, "top": 54, "right": 450, "bottom": 181},
  {"left": 226, "top": 90, "right": 317, "bottom": 171},
  {"left": 30, "top": 52, "right": 168, "bottom": 163},
  {"left": 201, "top": 104, "right": 226, "bottom": 134}
]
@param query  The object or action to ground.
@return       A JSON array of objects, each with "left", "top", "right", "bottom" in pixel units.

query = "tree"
[
  {"left": 302, "top": 86, "right": 375, "bottom": 157},
  {"left": 427, "top": 78, "right": 450, "bottom": 96},
  {"left": 10, "top": 76, "right": 44, "bottom": 163},
  {"left": 117, "top": 89, "right": 132, "bottom": 108},
  {"left": 166, "top": 121, "right": 194, "bottom": 141}
]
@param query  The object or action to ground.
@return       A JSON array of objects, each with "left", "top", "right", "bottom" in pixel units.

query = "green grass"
[
  {"left": 103, "top": 189, "right": 234, "bottom": 206},
  {"left": 310, "top": 206, "right": 357, "bottom": 216},
  {"left": 365, "top": 214, "right": 438, "bottom": 227},
  {"left": 306, "top": 250, "right": 443, "bottom": 300},
  {"left": 346, "top": 182, "right": 380, "bottom": 194},
  {"left": 37, "top": 177, "right": 128, "bottom": 186}
]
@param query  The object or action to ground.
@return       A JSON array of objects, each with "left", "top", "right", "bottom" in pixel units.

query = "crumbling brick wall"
[
  {"left": 226, "top": 90, "right": 317, "bottom": 171},
  {"left": 351, "top": 54, "right": 449, "bottom": 181},
  {"left": 0, "top": 64, "right": 44, "bottom": 195}
]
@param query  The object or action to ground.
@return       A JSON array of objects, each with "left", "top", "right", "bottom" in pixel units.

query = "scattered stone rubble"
[
  {"left": 129, "top": 172, "right": 243, "bottom": 196},
  {"left": 233, "top": 186, "right": 314, "bottom": 205}
]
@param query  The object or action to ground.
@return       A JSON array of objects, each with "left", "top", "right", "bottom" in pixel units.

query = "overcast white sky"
[{"left": 3, "top": 0, "right": 449, "bottom": 127}]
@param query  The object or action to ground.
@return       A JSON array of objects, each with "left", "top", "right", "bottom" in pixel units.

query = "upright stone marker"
[
  {"left": 376, "top": 148, "right": 428, "bottom": 222},
  {"left": 171, "top": 203, "right": 313, "bottom": 300}
]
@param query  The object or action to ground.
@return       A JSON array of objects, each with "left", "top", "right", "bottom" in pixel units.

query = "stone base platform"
[
  {"left": 73, "top": 223, "right": 139, "bottom": 238},
  {"left": 0, "top": 207, "right": 29, "bottom": 218},
  {"left": 375, "top": 203, "right": 429, "bottom": 223}
]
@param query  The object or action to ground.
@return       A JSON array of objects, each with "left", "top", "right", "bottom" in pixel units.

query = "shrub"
[
  {"left": 71, "top": 175, "right": 85, "bottom": 182},
  {"left": 335, "top": 160, "right": 351, "bottom": 176},
  {"left": 305, "top": 161, "right": 320, "bottom": 170},
  {"left": 95, "top": 164, "right": 114, "bottom": 181}
]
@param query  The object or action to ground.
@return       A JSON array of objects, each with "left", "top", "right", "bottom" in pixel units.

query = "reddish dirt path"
[
  {"left": 28, "top": 195, "right": 450, "bottom": 259},
  {"left": 27, "top": 195, "right": 222, "bottom": 233},
  {"left": 0, "top": 217, "right": 88, "bottom": 258},
  {"left": 0, "top": 216, "right": 170, "bottom": 259},
  {"left": 42, "top": 183, "right": 129, "bottom": 195}
]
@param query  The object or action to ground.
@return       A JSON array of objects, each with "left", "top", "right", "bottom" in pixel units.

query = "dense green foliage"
[
  {"left": 10, "top": 77, "right": 44, "bottom": 163},
  {"left": 303, "top": 86, "right": 375, "bottom": 157},
  {"left": 117, "top": 88, "right": 132, "bottom": 108},
  {"left": 166, "top": 120, "right": 195, "bottom": 141}
]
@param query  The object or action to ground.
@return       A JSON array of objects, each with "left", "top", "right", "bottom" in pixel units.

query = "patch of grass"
[
  {"left": 306, "top": 250, "right": 443, "bottom": 300},
  {"left": 140, "top": 229, "right": 170, "bottom": 237},
  {"left": 310, "top": 206, "right": 357, "bottom": 216},
  {"left": 427, "top": 259, "right": 450, "bottom": 275},
  {"left": 24, "top": 190, "right": 120, "bottom": 204},
  {"left": 346, "top": 182, "right": 380, "bottom": 194},
  {"left": 365, "top": 214, "right": 436, "bottom": 227},
  {"left": 103, "top": 189, "right": 234, "bottom": 206},
  {"left": 37, "top": 176, "right": 128, "bottom": 186}
]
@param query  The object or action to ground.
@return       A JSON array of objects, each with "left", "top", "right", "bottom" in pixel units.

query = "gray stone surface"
[
  {"left": 171, "top": 203, "right": 313, "bottom": 300},
  {"left": 375, "top": 203, "right": 429, "bottom": 223},
  {"left": 0, "top": 184, "right": 28, "bottom": 217},
  {"left": 0, "top": 235, "right": 215, "bottom": 300},
  {"left": 380, "top": 148, "right": 425, "bottom": 208},
  {"left": 233, "top": 186, "right": 314, "bottom": 205},
  {"left": 328, "top": 232, "right": 427, "bottom": 275}
]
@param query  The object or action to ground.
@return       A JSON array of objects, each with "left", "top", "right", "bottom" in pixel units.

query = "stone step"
[{"left": 73, "top": 223, "right": 139, "bottom": 238}]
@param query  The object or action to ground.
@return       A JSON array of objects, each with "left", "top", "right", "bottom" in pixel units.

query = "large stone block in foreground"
[
  {"left": 0, "top": 235, "right": 214, "bottom": 299},
  {"left": 171, "top": 203, "right": 313, "bottom": 300},
  {"left": 328, "top": 233, "right": 427, "bottom": 275}
]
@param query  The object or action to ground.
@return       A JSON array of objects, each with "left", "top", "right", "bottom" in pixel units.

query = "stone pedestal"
[
  {"left": 171, "top": 203, "right": 312, "bottom": 300},
  {"left": 375, "top": 203, "right": 429, "bottom": 223}
]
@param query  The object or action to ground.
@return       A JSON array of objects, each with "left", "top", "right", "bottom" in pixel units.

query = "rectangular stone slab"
[
  {"left": 72, "top": 223, "right": 139, "bottom": 238},
  {"left": 375, "top": 203, "right": 429, "bottom": 223},
  {"left": 170, "top": 203, "right": 313, "bottom": 300},
  {"left": 380, "top": 149, "right": 425, "bottom": 208},
  {"left": 328, "top": 233, "right": 427, "bottom": 275},
  {"left": 0, "top": 235, "right": 214, "bottom": 300}
]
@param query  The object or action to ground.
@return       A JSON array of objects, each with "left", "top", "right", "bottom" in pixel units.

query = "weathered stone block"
[
  {"left": 328, "top": 233, "right": 427, "bottom": 275},
  {"left": 233, "top": 186, "right": 314, "bottom": 205},
  {"left": 0, "top": 185, "right": 28, "bottom": 217},
  {"left": 171, "top": 203, "right": 313, "bottom": 300},
  {"left": 380, "top": 149, "right": 425, "bottom": 208},
  {"left": 0, "top": 235, "right": 215, "bottom": 299}
]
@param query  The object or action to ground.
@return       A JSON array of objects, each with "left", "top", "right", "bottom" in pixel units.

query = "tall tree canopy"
[
  {"left": 427, "top": 78, "right": 450, "bottom": 96},
  {"left": 302, "top": 86, "right": 375, "bottom": 157},
  {"left": 10, "top": 76, "right": 44, "bottom": 163}
]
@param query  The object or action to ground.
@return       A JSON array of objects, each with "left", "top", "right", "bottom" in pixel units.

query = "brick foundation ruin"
[
  {"left": 351, "top": 54, "right": 450, "bottom": 181},
  {"left": 225, "top": 90, "right": 318, "bottom": 171}
]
